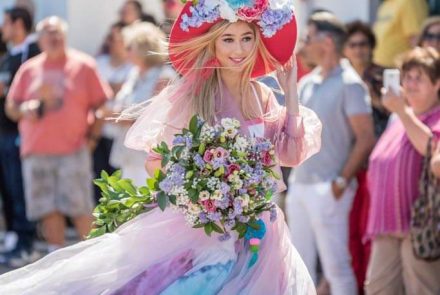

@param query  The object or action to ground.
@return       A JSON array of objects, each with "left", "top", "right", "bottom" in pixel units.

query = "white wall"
[
  {"left": 67, "top": 0, "right": 163, "bottom": 55},
  {"left": 3, "top": 0, "right": 164, "bottom": 55}
]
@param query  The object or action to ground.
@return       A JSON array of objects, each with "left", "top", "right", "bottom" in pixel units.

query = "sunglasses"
[
  {"left": 346, "top": 40, "right": 370, "bottom": 49},
  {"left": 423, "top": 32, "right": 440, "bottom": 42}
]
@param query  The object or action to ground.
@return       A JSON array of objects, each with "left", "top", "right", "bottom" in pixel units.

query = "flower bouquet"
[{"left": 90, "top": 115, "right": 279, "bottom": 265}]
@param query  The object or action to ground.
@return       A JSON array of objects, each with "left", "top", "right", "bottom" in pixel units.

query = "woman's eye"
[
  {"left": 243, "top": 37, "right": 253, "bottom": 42},
  {"left": 223, "top": 38, "right": 234, "bottom": 43}
]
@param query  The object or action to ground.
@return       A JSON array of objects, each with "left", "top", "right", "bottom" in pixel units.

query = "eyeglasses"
[
  {"left": 346, "top": 40, "right": 370, "bottom": 49},
  {"left": 423, "top": 32, "right": 440, "bottom": 42}
]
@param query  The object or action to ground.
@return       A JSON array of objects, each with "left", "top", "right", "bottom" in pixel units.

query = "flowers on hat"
[{"left": 179, "top": 0, "right": 295, "bottom": 38}]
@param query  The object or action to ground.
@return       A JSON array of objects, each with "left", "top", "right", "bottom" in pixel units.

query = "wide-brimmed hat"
[{"left": 169, "top": 0, "right": 298, "bottom": 78}]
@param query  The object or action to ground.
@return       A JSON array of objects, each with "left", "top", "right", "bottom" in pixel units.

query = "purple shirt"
[{"left": 367, "top": 106, "right": 440, "bottom": 238}]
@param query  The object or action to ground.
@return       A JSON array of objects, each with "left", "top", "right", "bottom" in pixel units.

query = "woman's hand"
[
  {"left": 276, "top": 55, "right": 298, "bottom": 96},
  {"left": 381, "top": 87, "right": 408, "bottom": 115}
]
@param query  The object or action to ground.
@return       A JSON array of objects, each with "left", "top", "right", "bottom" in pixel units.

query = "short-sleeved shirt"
[
  {"left": 290, "top": 59, "right": 371, "bottom": 184},
  {"left": 7, "top": 49, "right": 112, "bottom": 157},
  {"left": 367, "top": 106, "right": 440, "bottom": 238},
  {"left": 373, "top": 0, "right": 428, "bottom": 68}
]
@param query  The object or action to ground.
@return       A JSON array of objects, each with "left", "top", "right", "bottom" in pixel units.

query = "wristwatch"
[{"left": 334, "top": 176, "right": 348, "bottom": 190}]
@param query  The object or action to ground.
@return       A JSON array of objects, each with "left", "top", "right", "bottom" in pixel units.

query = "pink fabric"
[
  {"left": 7, "top": 49, "right": 112, "bottom": 156},
  {"left": 0, "top": 207, "right": 316, "bottom": 294},
  {"left": 367, "top": 106, "right": 440, "bottom": 239}
]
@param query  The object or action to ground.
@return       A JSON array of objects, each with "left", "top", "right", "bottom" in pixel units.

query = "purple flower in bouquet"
[
  {"left": 172, "top": 135, "right": 186, "bottom": 146},
  {"left": 238, "top": 215, "right": 250, "bottom": 223},
  {"left": 220, "top": 182, "right": 230, "bottom": 195},
  {"left": 199, "top": 212, "right": 209, "bottom": 224},
  {"left": 207, "top": 211, "right": 221, "bottom": 222},
  {"left": 212, "top": 157, "right": 225, "bottom": 170},
  {"left": 193, "top": 154, "right": 205, "bottom": 169},
  {"left": 158, "top": 178, "right": 173, "bottom": 193},
  {"left": 215, "top": 197, "right": 230, "bottom": 210},
  {"left": 185, "top": 136, "right": 193, "bottom": 149}
]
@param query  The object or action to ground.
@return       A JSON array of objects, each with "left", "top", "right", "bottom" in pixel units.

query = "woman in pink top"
[
  {"left": 0, "top": 1, "right": 322, "bottom": 294},
  {"left": 365, "top": 47, "right": 440, "bottom": 294}
]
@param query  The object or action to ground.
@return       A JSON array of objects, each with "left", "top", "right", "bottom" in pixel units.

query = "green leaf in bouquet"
[
  {"left": 161, "top": 155, "right": 170, "bottom": 167},
  {"left": 265, "top": 190, "right": 273, "bottom": 201},
  {"left": 169, "top": 195, "right": 177, "bottom": 205},
  {"left": 139, "top": 186, "right": 151, "bottom": 196},
  {"left": 108, "top": 177, "right": 123, "bottom": 191},
  {"left": 193, "top": 223, "right": 205, "bottom": 229},
  {"left": 185, "top": 170, "right": 194, "bottom": 179},
  {"left": 93, "top": 179, "right": 109, "bottom": 194},
  {"left": 268, "top": 169, "right": 281, "bottom": 180},
  {"left": 160, "top": 141, "right": 170, "bottom": 153},
  {"left": 120, "top": 198, "right": 136, "bottom": 208},
  {"left": 147, "top": 178, "right": 157, "bottom": 190},
  {"left": 87, "top": 226, "right": 107, "bottom": 239},
  {"left": 172, "top": 145, "right": 184, "bottom": 159},
  {"left": 100, "top": 170, "right": 110, "bottom": 181},
  {"left": 188, "top": 189, "right": 199, "bottom": 203},
  {"left": 211, "top": 223, "right": 224, "bottom": 234},
  {"left": 204, "top": 223, "right": 213, "bottom": 236},
  {"left": 154, "top": 169, "right": 166, "bottom": 182},
  {"left": 234, "top": 222, "right": 247, "bottom": 239},
  {"left": 112, "top": 170, "right": 122, "bottom": 179},
  {"left": 157, "top": 191, "right": 167, "bottom": 211},
  {"left": 198, "top": 142, "right": 206, "bottom": 155},
  {"left": 107, "top": 199, "right": 121, "bottom": 209},
  {"left": 189, "top": 115, "right": 198, "bottom": 136},
  {"left": 214, "top": 166, "right": 225, "bottom": 177},
  {"left": 118, "top": 179, "right": 137, "bottom": 195}
]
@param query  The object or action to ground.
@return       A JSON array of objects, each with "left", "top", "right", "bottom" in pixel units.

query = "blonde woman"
[
  {"left": 109, "top": 22, "right": 175, "bottom": 186},
  {"left": 0, "top": 1, "right": 321, "bottom": 294}
]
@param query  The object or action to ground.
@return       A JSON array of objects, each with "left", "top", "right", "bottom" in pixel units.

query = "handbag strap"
[{"left": 420, "top": 136, "right": 440, "bottom": 215}]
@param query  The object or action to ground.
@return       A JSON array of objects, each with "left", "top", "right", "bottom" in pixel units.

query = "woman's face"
[
  {"left": 127, "top": 44, "right": 145, "bottom": 68},
  {"left": 109, "top": 27, "right": 126, "bottom": 56},
  {"left": 421, "top": 23, "right": 440, "bottom": 52},
  {"left": 403, "top": 67, "right": 440, "bottom": 112},
  {"left": 214, "top": 21, "right": 256, "bottom": 73},
  {"left": 343, "top": 32, "right": 372, "bottom": 67}
]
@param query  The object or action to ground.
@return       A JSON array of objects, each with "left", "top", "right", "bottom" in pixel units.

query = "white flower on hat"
[
  {"left": 268, "top": 0, "right": 294, "bottom": 9},
  {"left": 210, "top": 0, "right": 238, "bottom": 23}
]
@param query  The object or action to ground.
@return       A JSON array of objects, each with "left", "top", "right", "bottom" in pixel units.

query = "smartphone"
[{"left": 383, "top": 69, "right": 400, "bottom": 94}]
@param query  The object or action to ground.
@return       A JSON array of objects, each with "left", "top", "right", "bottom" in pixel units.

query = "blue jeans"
[{"left": 0, "top": 132, "right": 35, "bottom": 249}]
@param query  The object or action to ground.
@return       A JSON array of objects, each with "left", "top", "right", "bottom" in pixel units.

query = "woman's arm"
[
  {"left": 276, "top": 56, "right": 299, "bottom": 116},
  {"left": 382, "top": 89, "right": 432, "bottom": 155}
]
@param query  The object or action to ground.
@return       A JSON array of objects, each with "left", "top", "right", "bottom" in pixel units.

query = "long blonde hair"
[{"left": 169, "top": 20, "right": 279, "bottom": 123}]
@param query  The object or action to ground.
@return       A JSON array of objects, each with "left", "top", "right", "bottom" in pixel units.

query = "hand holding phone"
[{"left": 383, "top": 69, "right": 400, "bottom": 95}]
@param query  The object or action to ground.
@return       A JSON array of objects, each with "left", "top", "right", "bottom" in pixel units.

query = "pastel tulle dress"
[{"left": 0, "top": 82, "right": 322, "bottom": 295}]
